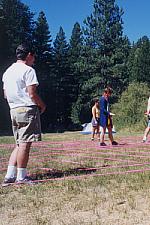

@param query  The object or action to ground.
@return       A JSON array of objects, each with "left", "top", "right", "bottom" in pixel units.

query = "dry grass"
[{"left": 1, "top": 131, "right": 150, "bottom": 225}]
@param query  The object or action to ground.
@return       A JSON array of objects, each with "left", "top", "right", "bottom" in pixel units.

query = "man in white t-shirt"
[{"left": 2, "top": 44, "right": 46, "bottom": 185}]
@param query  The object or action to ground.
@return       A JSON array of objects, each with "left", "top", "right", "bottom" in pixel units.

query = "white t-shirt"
[{"left": 2, "top": 62, "right": 39, "bottom": 109}]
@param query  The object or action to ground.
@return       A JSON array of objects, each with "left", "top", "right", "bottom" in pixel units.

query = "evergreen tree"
[
  {"left": 84, "top": 0, "right": 130, "bottom": 96},
  {"left": 0, "top": 2, "right": 7, "bottom": 63},
  {"left": 71, "top": 0, "right": 130, "bottom": 125},
  {"left": 53, "top": 27, "right": 71, "bottom": 130},
  {"left": 68, "top": 23, "right": 84, "bottom": 103},
  {"left": 128, "top": 36, "right": 150, "bottom": 84},
  {"left": 33, "top": 11, "right": 54, "bottom": 131},
  {"left": 69, "top": 22, "right": 83, "bottom": 64},
  {"left": 0, "top": 0, "right": 34, "bottom": 131},
  {"left": 34, "top": 11, "right": 52, "bottom": 72},
  {"left": 0, "top": 0, "right": 34, "bottom": 65}
]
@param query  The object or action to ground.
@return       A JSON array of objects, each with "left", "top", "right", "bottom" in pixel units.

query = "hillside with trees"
[{"left": 0, "top": 0, "right": 149, "bottom": 132}]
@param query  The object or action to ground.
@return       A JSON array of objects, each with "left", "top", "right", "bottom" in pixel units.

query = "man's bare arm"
[
  {"left": 27, "top": 85, "right": 46, "bottom": 114},
  {"left": 3, "top": 90, "right": 7, "bottom": 99}
]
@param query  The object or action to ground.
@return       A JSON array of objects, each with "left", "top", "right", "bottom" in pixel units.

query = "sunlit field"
[{"left": 1, "top": 131, "right": 150, "bottom": 225}]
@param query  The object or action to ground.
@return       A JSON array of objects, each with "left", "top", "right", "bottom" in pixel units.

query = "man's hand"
[{"left": 39, "top": 103, "right": 46, "bottom": 114}]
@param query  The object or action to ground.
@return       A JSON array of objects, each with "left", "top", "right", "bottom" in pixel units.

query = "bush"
[{"left": 112, "top": 82, "right": 150, "bottom": 131}]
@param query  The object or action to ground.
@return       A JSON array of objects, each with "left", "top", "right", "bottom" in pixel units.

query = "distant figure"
[
  {"left": 142, "top": 97, "right": 150, "bottom": 142},
  {"left": 99, "top": 87, "right": 118, "bottom": 146},
  {"left": 2, "top": 43, "right": 46, "bottom": 186},
  {"left": 91, "top": 98, "right": 100, "bottom": 141}
]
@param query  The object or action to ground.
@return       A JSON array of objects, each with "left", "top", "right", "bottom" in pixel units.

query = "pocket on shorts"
[{"left": 15, "top": 107, "right": 30, "bottom": 123}]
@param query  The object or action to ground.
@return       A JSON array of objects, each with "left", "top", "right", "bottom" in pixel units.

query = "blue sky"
[{"left": 22, "top": 0, "right": 150, "bottom": 43}]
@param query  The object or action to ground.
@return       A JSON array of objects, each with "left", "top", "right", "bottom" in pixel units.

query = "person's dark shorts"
[
  {"left": 10, "top": 106, "right": 41, "bottom": 144},
  {"left": 92, "top": 117, "right": 100, "bottom": 128}
]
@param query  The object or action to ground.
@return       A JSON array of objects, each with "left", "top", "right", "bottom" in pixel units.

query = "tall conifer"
[
  {"left": 84, "top": 0, "right": 130, "bottom": 95},
  {"left": 53, "top": 27, "right": 71, "bottom": 129},
  {"left": 33, "top": 11, "right": 54, "bottom": 130},
  {"left": 0, "top": 0, "right": 34, "bottom": 131}
]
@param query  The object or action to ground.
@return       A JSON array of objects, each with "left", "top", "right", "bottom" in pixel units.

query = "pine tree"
[
  {"left": 68, "top": 22, "right": 84, "bottom": 102},
  {"left": 33, "top": 11, "right": 53, "bottom": 85},
  {"left": 84, "top": 0, "right": 130, "bottom": 96},
  {"left": 53, "top": 27, "right": 71, "bottom": 130},
  {"left": 0, "top": 0, "right": 34, "bottom": 64},
  {"left": 128, "top": 36, "right": 150, "bottom": 84},
  {"left": 69, "top": 22, "right": 83, "bottom": 64},
  {"left": 71, "top": 0, "right": 130, "bottom": 125},
  {"left": 34, "top": 11, "right": 52, "bottom": 67},
  {"left": 33, "top": 11, "right": 54, "bottom": 131},
  {"left": 0, "top": 0, "right": 34, "bottom": 131}
]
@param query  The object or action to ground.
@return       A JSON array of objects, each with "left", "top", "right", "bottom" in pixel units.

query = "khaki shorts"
[{"left": 10, "top": 106, "right": 41, "bottom": 144}]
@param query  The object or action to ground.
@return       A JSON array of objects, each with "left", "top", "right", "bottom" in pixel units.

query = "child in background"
[
  {"left": 99, "top": 87, "right": 118, "bottom": 146},
  {"left": 142, "top": 97, "right": 150, "bottom": 142},
  {"left": 91, "top": 98, "right": 100, "bottom": 141}
]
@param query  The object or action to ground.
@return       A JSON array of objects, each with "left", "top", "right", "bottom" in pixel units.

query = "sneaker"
[
  {"left": 112, "top": 141, "right": 118, "bottom": 145},
  {"left": 91, "top": 138, "right": 94, "bottom": 141},
  {"left": 16, "top": 176, "right": 35, "bottom": 185},
  {"left": 1, "top": 177, "right": 16, "bottom": 187},
  {"left": 100, "top": 142, "right": 107, "bottom": 146},
  {"left": 142, "top": 136, "right": 147, "bottom": 142}
]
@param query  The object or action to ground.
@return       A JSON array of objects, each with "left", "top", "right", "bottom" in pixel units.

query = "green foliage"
[
  {"left": 0, "top": 0, "right": 34, "bottom": 63},
  {"left": 33, "top": 11, "right": 54, "bottom": 130},
  {"left": 71, "top": 76, "right": 101, "bottom": 124},
  {"left": 68, "top": 22, "right": 84, "bottom": 102},
  {"left": 112, "top": 82, "right": 150, "bottom": 131},
  {"left": 53, "top": 27, "right": 73, "bottom": 128},
  {"left": 33, "top": 11, "right": 53, "bottom": 79},
  {"left": 0, "top": 0, "right": 34, "bottom": 130},
  {"left": 128, "top": 36, "right": 150, "bottom": 85},
  {"left": 1, "top": 0, "right": 150, "bottom": 132},
  {"left": 71, "top": 0, "right": 130, "bottom": 125},
  {"left": 86, "top": 0, "right": 130, "bottom": 90}
]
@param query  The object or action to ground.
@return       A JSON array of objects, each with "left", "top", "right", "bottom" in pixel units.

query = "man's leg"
[
  {"left": 91, "top": 127, "right": 96, "bottom": 140},
  {"left": 17, "top": 142, "right": 32, "bottom": 167},
  {"left": 108, "top": 126, "right": 118, "bottom": 145},
  {"left": 107, "top": 126, "right": 114, "bottom": 143},
  {"left": 143, "top": 126, "right": 150, "bottom": 142},
  {"left": 8, "top": 145, "right": 19, "bottom": 166},
  {"left": 4, "top": 146, "right": 19, "bottom": 180},
  {"left": 96, "top": 126, "right": 100, "bottom": 140},
  {"left": 16, "top": 142, "right": 32, "bottom": 181},
  {"left": 100, "top": 126, "right": 106, "bottom": 144}
]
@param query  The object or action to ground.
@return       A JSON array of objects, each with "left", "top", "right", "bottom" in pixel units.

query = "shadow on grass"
[{"left": 32, "top": 167, "right": 98, "bottom": 180}]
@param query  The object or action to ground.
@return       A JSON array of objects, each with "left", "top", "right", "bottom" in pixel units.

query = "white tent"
[{"left": 81, "top": 122, "right": 116, "bottom": 134}]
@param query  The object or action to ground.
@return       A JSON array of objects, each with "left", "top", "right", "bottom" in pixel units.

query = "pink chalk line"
[
  {"left": 39, "top": 161, "right": 150, "bottom": 173},
  {"left": 2, "top": 146, "right": 150, "bottom": 172},
  {"left": 0, "top": 147, "right": 144, "bottom": 170},
  {"left": 29, "top": 167, "right": 150, "bottom": 183},
  {"left": 2, "top": 148, "right": 137, "bottom": 169},
  {"left": 1, "top": 142, "right": 150, "bottom": 164},
  {"left": 0, "top": 152, "right": 138, "bottom": 173},
  {"left": 46, "top": 146, "right": 150, "bottom": 155},
  {"left": 1, "top": 138, "right": 150, "bottom": 174},
  {"left": 1, "top": 141, "right": 149, "bottom": 170},
  {"left": 31, "top": 146, "right": 150, "bottom": 158},
  {"left": 29, "top": 149, "right": 150, "bottom": 163}
]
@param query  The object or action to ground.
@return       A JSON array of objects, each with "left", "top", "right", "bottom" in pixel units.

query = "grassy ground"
[{"left": 1, "top": 131, "right": 150, "bottom": 225}]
